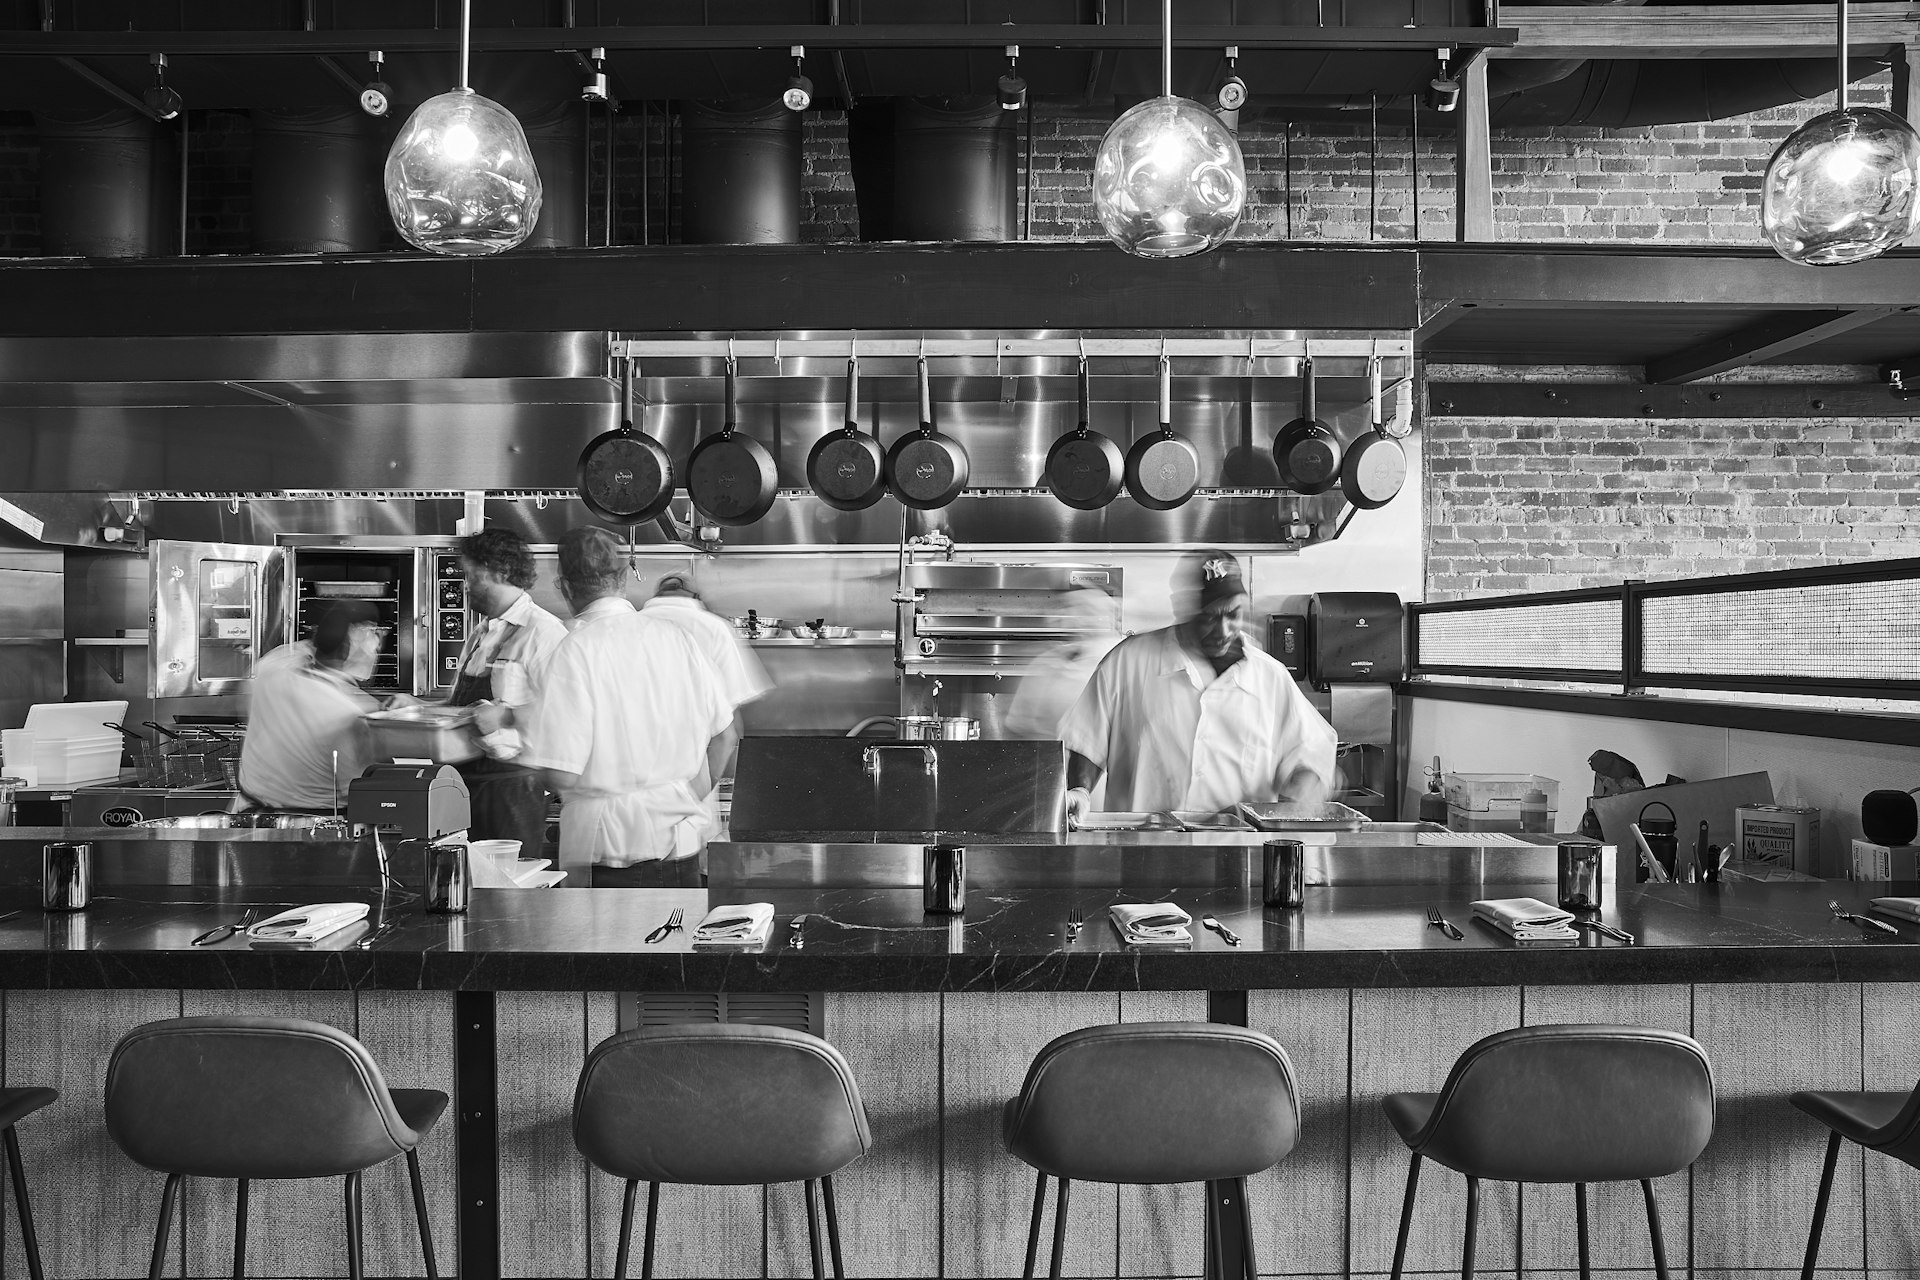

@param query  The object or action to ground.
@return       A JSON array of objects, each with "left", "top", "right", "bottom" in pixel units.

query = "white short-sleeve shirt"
[
  {"left": 236, "top": 641, "right": 380, "bottom": 811},
  {"left": 640, "top": 594, "right": 771, "bottom": 711},
  {"left": 1059, "top": 625, "right": 1337, "bottom": 814},
  {"left": 519, "top": 597, "right": 733, "bottom": 866}
]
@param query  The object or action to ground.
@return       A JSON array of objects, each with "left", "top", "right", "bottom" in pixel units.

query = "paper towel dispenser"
[{"left": 1308, "top": 593, "right": 1405, "bottom": 685}]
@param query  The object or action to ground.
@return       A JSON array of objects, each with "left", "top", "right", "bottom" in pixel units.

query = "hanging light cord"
[
  {"left": 458, "top": 0, "right": 471, "bottom": 92},
  {"left": 1162, "top": 0, "right": 1173, "bottom": 99},
  {"left": 1836, "top": 0, "right": 1848, "bottom": 111}
]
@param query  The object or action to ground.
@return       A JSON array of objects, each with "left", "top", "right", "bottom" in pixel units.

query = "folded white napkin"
[
  {"left": 1471, "top": 897, "right": 1578, "bottom": 941},
  {"left": 692, "top": 903, "right": 775, "bottom": 948},
  {"left": 1109, "top": 902, "right": 1193, "bottom": 947},
  {"left": 247, "top": 902, "right": 369, "bottom": 944},
  {"left": 1871, "top": 897, "right": 1920, "bottom": 923}
]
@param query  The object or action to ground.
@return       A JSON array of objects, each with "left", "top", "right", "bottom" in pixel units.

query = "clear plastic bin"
[{"left": 1443, "top": 773, "right": 1560, "bottom": 834}]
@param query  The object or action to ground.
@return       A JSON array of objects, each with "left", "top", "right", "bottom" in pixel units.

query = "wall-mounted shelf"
[{"left": 73, "top": 636, "right": 145, "bottom": 684}]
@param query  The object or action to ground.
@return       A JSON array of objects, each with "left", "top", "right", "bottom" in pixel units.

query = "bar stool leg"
[
  {"left": 1574, "top": 1183, "right": 1589, "bottom": 1280},
  {"left": 614, "top": 1179, "right": 639, "bottom": 1280},
  {"left": 1205, "top": 1183, "right": 1228, "bottom": 1280},
  {"left": 234, "top": 1178, "right": 249, "bottom": 1280},
  {"left": 641, "top": 1181, "right": 660, "bottom": 1280},
  {"left": 1237, "top": 1176, "right": 1259, "bottom": 1280},
  {"left": 1801, "top": 1131, "right": 1843, "bottom": 1280},
  {"left": 803, "top": 1180, "right": 825, "bottom": 1280},
  {"left": 821, "top": 1175, "right": 845, "bottom": 1280},
  {"left": 4, "top": 1125, "right": 45, "bottom": 1280},
  {"left": 1023, "top": 1172, "right": 1049, "bottom": 1280},
  {"left": 148, "top": 1173, "right": 183, "bottom": 1280},
  {"left": 1641, "top": 1179, "right": 1670, "bottom": 1280},
  {"left": 1389, "top": 1154, "right": 1422, "bottom": 1280},
  {"left": 343, "top": 1171, "right": 364, "bottom": 1280},
  {"left": 406, "top": 1148, "right": 438, "bottom": 1280},
  {"left": 1461, "top": 1176, "right": 1480, "bottom": 1280},
  {"left": 1048, "top": 1177, "right": 1071, "bottom": 1280}
]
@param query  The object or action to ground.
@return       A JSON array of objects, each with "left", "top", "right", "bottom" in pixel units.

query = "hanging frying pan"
[
  {"left": 807, "top": 352, "right": 887, "bottom": 511},
  {"left": 1221, "top": 338, "right": 1282, "bottom": 487},
  {"left": 1123, "top": 348, "right": 1200, "bottom": 511},
  {"left": 1272, "top": 357, "right": 1343, "bottom": 496},
  {"left": 687, "top": 350, "right": 779, "bottom": 526},
  {"left": 886, "top": 351, "right": 971, "bottom": 510},
  {"left": 1044, "top": 349, "right": 1124, "bottom": 510},
  {"left": 1340, "top": 355, "right": 1409, "bottom": 512},
  {"left": 578, "top": 361, "right": 675, "bottom": 525}
]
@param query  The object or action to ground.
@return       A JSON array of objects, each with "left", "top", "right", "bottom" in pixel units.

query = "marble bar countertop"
[{"left": 0, "top": 880, "right": 1916, "bottom": 991}]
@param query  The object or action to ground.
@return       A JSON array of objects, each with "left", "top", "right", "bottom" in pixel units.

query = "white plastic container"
[{"left": 1444, "top": 772, "right": 1562, "bottom": 834}]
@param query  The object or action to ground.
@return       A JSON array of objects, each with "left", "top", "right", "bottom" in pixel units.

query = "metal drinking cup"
[
  {"left": 42, "top": 841, "right": 92, "bottom": 912},
  {"left": 1558, "top": 840, "right": 1605, "bottom": 912},
  {"left": 1262, "top": 839, "right": 1306, "bottom": 910},
  {"left": 923, "top": 844, "right": 965, "bottom": 915},
  {"left": 422, "top": 841, "right": 471, "bottom": 915}
]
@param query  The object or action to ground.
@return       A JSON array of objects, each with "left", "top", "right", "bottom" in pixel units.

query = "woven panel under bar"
[
  {"left": 1642, "top": 578, "right": 1920, "bottom": 683},
  {"left": 1417, "top": 599, "right": 1622, "bottom": 674}
]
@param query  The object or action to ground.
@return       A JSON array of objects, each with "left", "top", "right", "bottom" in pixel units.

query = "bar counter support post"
[
  {"left": 455, "top": 990, "right": 500, "bottom": 1280},
  {"left": 1205, "top": 992, "right": 1252, "bottom": 1280}
]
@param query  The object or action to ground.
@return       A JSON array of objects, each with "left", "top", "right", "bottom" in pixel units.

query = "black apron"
[{"left": 450, "top": 620, "right": 549, "bottom": 853}]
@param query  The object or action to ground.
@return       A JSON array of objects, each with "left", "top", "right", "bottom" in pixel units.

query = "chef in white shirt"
[
  {"left": 448, "top": 529, "right": 569, "bottom": 853},
  {"left": 520, "top": 528, "right": 735, "bottom": 887},
  {"left": 640, "top": 573, "right": 770, "bottom": 788},
  {"left": 1060, "top": 549, "right": 1336, "bottom": 823},
  {"left": 234, "top": 600, "right": 385, "bottom": 813}
]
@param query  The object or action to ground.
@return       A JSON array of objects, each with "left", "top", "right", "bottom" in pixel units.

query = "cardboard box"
[{"left": 1852, "top": 838, "right": 1920, "bottom": 882}]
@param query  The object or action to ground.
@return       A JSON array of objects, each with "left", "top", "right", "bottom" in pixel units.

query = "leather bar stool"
[
  {"left": 1384, "top": 1024, "right": 1715, "bottom": 1280},
  {"left": 573, "top": 1023, "right": 872, "bottom": 1280},
  {"left": 1002, "top": 1022, "right": 1302, "bottom": 1280},
  {"left": 0, "top": 1087, "right": 57, "bottom": 1280},
  {"left": 104, "top": 1016, "right": 445, "bottom": 1280},
  {"left": 1791, "top": 1079, "right": 1920, "bottom": 1280}
]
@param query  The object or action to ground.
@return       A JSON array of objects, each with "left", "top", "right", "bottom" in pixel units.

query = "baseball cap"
[{"left": 1192, "top": 549, "right": 1247, "bottom": 608}]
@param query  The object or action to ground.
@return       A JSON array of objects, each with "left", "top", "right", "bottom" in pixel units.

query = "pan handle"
[
  {"left": 1301, "top": 357, "right": 1316, "bottom": 424},
  {"left": 1158, "top": 346, "right": 1171, "bottom": 433},
  {"left": 723, "top": 341, "right": 738, "bottom": 435},
  {"left": 1076, "top": 347, "right": 1092, "bottom": 435},
  {"left": 843, "top": 353, "right": 860, "bottom": 432},
  {"left": 1368, "top": 356, "right": 1383, "bottom": 432},
  {"left": 620, "top": 358, "right": 636, "bottom": 432},
  {"left": 917, "top": 349, "right": 933, "bottom": 432}
]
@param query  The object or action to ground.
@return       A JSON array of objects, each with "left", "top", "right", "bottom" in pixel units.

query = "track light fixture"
[
  {"left": 143, "top": 52, "right": 182, "bottom": 120},
  {"left": 999, "top": 44, "right": 1028, "bottom": 111},
  {"left": 783, "top": 45, "right": 813, "bottom": 112},
  {"left": 582, "top": 46, "right": 609, "bottom": 103},
  {"left": 1216, "top": 46, "right": 1248, "bottom": 113},
  {"left": 359, "top": 50, "right": 392, "bottom": 118},
  {"left": 1426, "top": 49, "right": 1460, "bottom": 113}
]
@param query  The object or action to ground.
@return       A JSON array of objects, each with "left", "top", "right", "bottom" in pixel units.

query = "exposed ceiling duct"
[
  {"left": 249, "top": 107, "right": 384, "bottom": 254},
  {"left": 680, "top": 98, "right": 803, "bottom": 245},
  {"left": 31, "top": 108, "right": 175, "bottom": 257}
]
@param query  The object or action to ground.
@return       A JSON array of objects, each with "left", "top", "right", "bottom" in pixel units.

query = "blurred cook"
[
  {"left": 449, "top": 529, "right": 568, "bottom": 854},
  {"left": 1060, "top": 549, "right": 1336, "bottom": 823},
  {"left": 641, "top": 573, "right": 770, "bottom": 789},
  {"left": 520, "top": 528, "right": 735, "bottom": 887},
  {"left": 234, "top": 600, "right": 385, "bottom": 813}
]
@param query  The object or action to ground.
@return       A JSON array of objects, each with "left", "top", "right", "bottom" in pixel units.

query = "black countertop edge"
[{"left": 0, "top": 944, "right": 1903, "bottom": 993}]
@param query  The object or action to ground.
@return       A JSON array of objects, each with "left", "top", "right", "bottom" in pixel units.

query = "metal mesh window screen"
[
  {"left": 1641, "top": 578, "right": 1920, "bottom": 683},
  {"left": 1417, "top": 599, "right": 1622, "bottom": 674}
]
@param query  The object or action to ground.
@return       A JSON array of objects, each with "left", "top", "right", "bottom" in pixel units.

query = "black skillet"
[
  {"left": 686, "top": 352, "right": 779, "bottom": 526},
  {"left": 1123, "top": 351, "right": 1200, "bottom": 510},
  {"left": 1044, "top": 352, "right": 1124, "bottom": 510},
  {"left": 578, "top": 362, "right": 676, "bottom": 525},
  {"left": 1272, "top": 357, "right": 1343, "bottom": 496},
  {"left": 1340, "top": 356, "right": 1409, "bottom": 512},
  {"left": 807, "top": 354, "right": 888, "bottom": 511},
  {"left": 886, "top": 351, "right": 971, "bottom": 510}
]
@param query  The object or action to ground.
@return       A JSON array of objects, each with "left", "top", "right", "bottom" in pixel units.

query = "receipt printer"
[{"left": 346, "top": 764, "right": 470, "bottom": 840}]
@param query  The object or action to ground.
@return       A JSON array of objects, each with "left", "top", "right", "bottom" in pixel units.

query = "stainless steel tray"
[
  {"left": 362, "top": 705, "right": 481, "bottom": 765},
  {"left": 1235, "top": 801, "right": 1369, "bottom": 831}
]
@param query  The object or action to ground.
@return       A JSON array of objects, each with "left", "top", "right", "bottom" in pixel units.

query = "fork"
[
  {"left": 1426, "top": 906, "right": 1464, "bottom": 941},
  {"left": 190, "top": 907, "right": 257, "bottom": 948},
  {"left": 1830, "top": 899, "right": 1899, "bottom": 934},
  {"left": 644, "top": 907, "right": 685, "bottom": 945},
  {"left": 1066, "top": 903, "right": 1084, "bottom": 942}
]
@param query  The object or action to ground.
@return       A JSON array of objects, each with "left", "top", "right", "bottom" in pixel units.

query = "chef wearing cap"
[
  {"left": 641, "top": 573, "right": 770, "bottom": 788},
  {"left": 520, "top": 528, "right": 736, "bottom": 886},
  {"left": 1060, "top": 549, "right": 1336, "bottom": 823}
]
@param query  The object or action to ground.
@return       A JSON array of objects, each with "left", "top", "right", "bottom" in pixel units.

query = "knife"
[{"left": 1200, "top": 915, "right": 1241, "bottom": 946}]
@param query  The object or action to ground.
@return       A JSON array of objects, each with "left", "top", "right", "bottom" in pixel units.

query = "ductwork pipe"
[
  {"left": 33, "top": 109, "right": 176, "bottom": 258},
  {"left": 891, "top": 97, "right": 1017, "bottom": 242},
  {"left": 521, "top": 101, "right": 588, "bottom": 250},
  {"left": 250, "top": 108, "right": 384, "bottom": 255},
  {"left": 679, "top": 98, "right": 801, "bottom": 245}
]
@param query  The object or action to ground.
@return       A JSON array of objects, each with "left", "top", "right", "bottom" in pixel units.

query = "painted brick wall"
[{"left": 1421, "top": 366, "right": 1920, "bottom": 601}]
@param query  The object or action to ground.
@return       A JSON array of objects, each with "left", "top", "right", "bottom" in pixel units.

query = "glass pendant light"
[
  {"left": 1092, "top": 0, "right": 1247, "bottom": 258},
  {"left": 384, "top": 0, "right": 543, "bottom": 256},
  {"left": 1761, "top": 0, "right": 1920, "bottom": 265}
]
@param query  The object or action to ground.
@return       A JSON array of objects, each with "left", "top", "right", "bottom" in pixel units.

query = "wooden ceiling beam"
[
  {"left": 1646, "top": 308, "right": 1904, "bottom": 384},
  {"left": 1493, "top": 2, "right": 1919, "bottom": 60}
]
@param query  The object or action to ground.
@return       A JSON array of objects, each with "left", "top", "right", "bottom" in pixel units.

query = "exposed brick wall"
[{"left": 1421, "top": 365, "right": 1920, "bottom": 601}]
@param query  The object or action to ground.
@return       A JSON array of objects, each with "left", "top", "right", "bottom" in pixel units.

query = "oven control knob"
[{"left": 918, "top": 638, "right": 937, "bottom": 656}]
